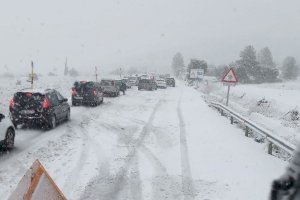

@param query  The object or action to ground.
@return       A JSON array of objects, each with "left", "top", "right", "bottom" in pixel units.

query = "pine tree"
[
  {"left": 236, "top": 45, "right": 260, "bottom": 83},
  {"left": 282, "top": 57, "right": 299, "bottom": 80},
  {"left": 258, "top": 47, "right": 279, "bottom": 82},
  {"left": 171, "top": 52, "right": 185, "bottom": 78},
  {"left": 258, "top": 47, "right": 275, "bottom": 68},
  {"left": 69, "top": 68, "right": 79, "bottom": 77}
]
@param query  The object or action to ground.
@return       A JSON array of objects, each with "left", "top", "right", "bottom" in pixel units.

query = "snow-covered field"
[
  {"left": 201, "top": 78, "right": 300, "bottom": 146},
  {"left": 0, "top": 75, "right": 286, "bottom": 199}
]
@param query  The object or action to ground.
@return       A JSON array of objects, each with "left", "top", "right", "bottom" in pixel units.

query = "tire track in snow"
[
  {"left": 80, "top": 99, "right": 163, "bottom": 200},
  {"left": 177, "top": 90, "right": 195, "bottom": 200},
  {"left": 63, "top": 107, "right": 108, "bottom": 198},
  {"left": 139, "top": 144, "right": 167, "bottom": 175},
  {"left": 62, "top": 123, "right": 91, "bottom": 197}
]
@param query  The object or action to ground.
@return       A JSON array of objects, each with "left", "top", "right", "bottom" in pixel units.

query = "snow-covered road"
[{"left": 0, "top": 83, "right": 286, "bottom": 200}]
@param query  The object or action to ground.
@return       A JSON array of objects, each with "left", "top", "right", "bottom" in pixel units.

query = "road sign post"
[
  {"left": 221, "top": 68, "right": 238, "bottom": 106},
  {"left": 226, "top": 84, "right": 231, "bottom": 106}
]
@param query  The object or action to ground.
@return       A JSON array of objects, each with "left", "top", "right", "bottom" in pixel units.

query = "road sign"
[
  {"left": 9, "top": 160, "right": 67, "bottom": 200},
  {"left": 222, "top": 68, "right": 238, "bottom": 83},
  {"left": 221, "top": 68, "right": 238, "bottom": 106},
  {"left": 190, "top": 68, "right": 204, "bottom": 79}
]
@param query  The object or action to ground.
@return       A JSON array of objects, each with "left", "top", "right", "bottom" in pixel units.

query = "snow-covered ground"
[
  {"left": 0, "top": 75, "right": 286, "bottom": 199},
  {"left": 200, "top": 78, "right": 300, "bottom": 146}
]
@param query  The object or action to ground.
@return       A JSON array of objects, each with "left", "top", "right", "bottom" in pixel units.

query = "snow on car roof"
[{"left": 19, "top": 88, "right": 53, "bottom": 94}]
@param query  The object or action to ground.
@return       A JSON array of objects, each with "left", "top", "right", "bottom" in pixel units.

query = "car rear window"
[
  {"left": 74, "top": 82, "right": 94, "bottom": 90},
  {"left": 101, "top": 80, "right": 114, "bottom": 86},
  {"left": 14, "top": 92, "right": 44, "bottom": 107}
]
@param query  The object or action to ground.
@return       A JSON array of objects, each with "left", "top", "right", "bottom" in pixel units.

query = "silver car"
[
  {"left": 100, "top": 79, "right": 120, "bottom": 97},
  {"left": 0, "top": 113, "right": 15, "bottom": 149}
]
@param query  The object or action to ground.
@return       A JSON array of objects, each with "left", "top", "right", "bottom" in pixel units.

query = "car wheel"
[
  {"left": 48, "top": 115, "right": 56, "bottom": 129},
  {"left": 72, "top": 101, "right": 77, "bottom": 106},
  {"left": 5, "top": 128, "right": 15, "bottom": 149}
]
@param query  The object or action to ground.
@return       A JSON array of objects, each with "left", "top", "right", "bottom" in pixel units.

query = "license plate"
[
  {"left": 21, "top": 110, "right": 35, "bottom": 115},
  {"left": 74, "top": 96, "right": 83, "bottom": 100}
]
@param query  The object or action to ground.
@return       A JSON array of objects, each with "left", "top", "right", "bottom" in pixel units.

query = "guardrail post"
[
  {"left": 267, "top": 141, "right": 273, "bottom": 155},
  {"left": 245, "top": 126, "right": 249, "bottom": 137},
  {"left": 230, "top": 116, "right": 234, "bottom": 124},
  {"left": 221, "top": 110, "right": 224, "bottom": 116}
]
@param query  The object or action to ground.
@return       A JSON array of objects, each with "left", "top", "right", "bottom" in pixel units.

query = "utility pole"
[
  {"left": 31, "top": 61, "right": 34, "bottom": 89},
  {"left": 119, "top": 68, "right": 122, "bottom": 79},
  {"left": 95, "top": 66, "right": 98, "bottom": 82},
  {"left": 64, "top": 57, "right": 68, "bottom": 76}
]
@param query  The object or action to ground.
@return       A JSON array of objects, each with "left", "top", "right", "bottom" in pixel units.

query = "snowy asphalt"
[{"left": 0, "top": 83, "right": 286, "bottom": 200}]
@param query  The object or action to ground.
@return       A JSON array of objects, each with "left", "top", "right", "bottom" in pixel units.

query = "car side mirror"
[{"left": 0, "top": 114, "right": 5, "bottom": 121}]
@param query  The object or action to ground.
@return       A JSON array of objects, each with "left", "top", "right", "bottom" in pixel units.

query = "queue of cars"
[{"left": 0, "top": 76, "right": 175, "bottom": 150}]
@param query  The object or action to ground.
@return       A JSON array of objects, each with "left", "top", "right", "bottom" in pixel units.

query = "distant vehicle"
[
  {"left": 159, "top": 74, "right": 171, "bottom": 79},
  {"left": 138, "top": 79, "right": 157, "bottom": 91},
  {"left": 72, "top": 81, "right": 104, "bottom": 106},
  {"left": 117, "top": 79, "right": 127, "bottom": 95},
  {"left": 156, "top": 79, "right": 167, "bottom": 89},
  {"left": 166, "top": 78, "right": 176, "bottom": 87},
  {"left": 128, "top": 77, "right": 139, "bottom": 86},
  {"left": 139, "top": 74, "right": 149, "bottom": 80},
  {"left": 9, "top": 89, "right": 70, "bottom": 129},
  {"left": 122, "top": 78, "right": 131, "bottom": 89},
  {"left": 100, "top": 79, "right": 120, "bottom": 97},
  {"left": 0, "top": 113, "right": 15, "bottom": 149}
]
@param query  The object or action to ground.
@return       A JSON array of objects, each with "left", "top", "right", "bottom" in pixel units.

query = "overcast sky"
[{"left": 0, "top": 0, "right": 300, "bottom": 74}]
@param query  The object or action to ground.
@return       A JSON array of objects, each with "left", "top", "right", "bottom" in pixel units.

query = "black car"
[
  {"left": 138, "top": 79, "right": 157, "bottom": 91},
  {"left": 9, "top": 89, "right": 70, "bottom": 129},
  {"left": 72, "top": 81, "right": 104, "bottom": 106},
  {"left": 166, "top": 78, "right": 176, "bottom": 87}
]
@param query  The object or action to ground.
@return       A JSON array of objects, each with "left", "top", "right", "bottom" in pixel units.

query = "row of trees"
[
  {"left": 171, "top": 52, "right": 208, "bottom": 79},
  {"left": 214, "top": 46, "right": 299, "bottom": 83}
]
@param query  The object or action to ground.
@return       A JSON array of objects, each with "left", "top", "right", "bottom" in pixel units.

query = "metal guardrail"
[{"left": 210, "top": 102, "right": 296, "bottom": 156}]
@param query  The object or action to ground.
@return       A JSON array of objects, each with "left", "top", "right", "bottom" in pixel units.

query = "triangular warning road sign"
[
  {"left": 222, "top": 68, "right": 238, "bottom": 83},
  {"left": 8, "top": 160, "right": 67, "bottom": 200}
]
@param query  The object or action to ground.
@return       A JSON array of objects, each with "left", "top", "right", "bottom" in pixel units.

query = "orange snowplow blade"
[{"left": 8, "top": 159, "right": 67, "bottom": 200}]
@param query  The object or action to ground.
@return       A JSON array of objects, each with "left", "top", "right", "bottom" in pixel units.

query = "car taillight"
[
  {"left": 93, "top": 89, "right": 97, "bottom": 96},
  {"left": 9, "top": 99, "right": 15, "bottom": 108},
  {"left": 42, "top": 98, "right": 50, "bottom": 109},
  {"left": 26, "top": 93, "right": 32, "bottom": 97},
  {"left": 72, "top": 88, "right": 77, "bottom": 96}
]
